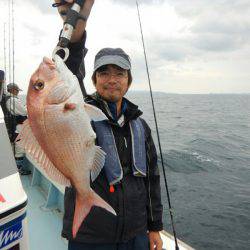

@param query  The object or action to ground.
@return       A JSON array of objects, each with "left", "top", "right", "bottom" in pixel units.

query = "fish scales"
[{"left": 43, "top": 107, "right": 94, "bottom": 184}]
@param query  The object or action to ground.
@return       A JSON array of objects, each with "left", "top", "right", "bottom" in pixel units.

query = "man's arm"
[
  {"left": 141, "top": 118, "right": 163, "bottom": 250},
  {"left": 54, "top": 0, "right": 94, "bottom": 43},
  {"left": 54, "top": 0, "right": 95, "bottom": 94}
]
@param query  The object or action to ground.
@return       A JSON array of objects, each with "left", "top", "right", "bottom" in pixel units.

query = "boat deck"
[{"left": 21, "top": 175, "right": 68, "bottom": 250}]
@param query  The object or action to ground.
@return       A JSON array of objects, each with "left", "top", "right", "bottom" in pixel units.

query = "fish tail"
[{"left": 72, "top": 191, "right": 116, "bottom": 238}]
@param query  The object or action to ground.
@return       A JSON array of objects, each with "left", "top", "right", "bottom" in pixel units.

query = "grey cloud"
[
  {"left": 168, "top": 0, "right": 250, "bottom": 53},
  {"left": 149, "top": 40, "right": 189, "bottom": 63},
  {"left": 192, "top": 19, "right": 250, "bottom": 35},
  {"left": 23, "top": 23, "right": 47, "bottom": 37},
  {"left": 23, "top": 0, "right": 165, "bottom": 11},
  {"left": 190, "top": 15, "right": 250, "bottom": 52},
  {"left": 169, "top": 0, "right": 212, "bottom": 18},
  {"left": 112, "top": 0, "right": 165, "bottom": 7},
  {"left": 158, "top": 43, "right": 188, "bottom": 61},
  {"left": 132, "top": 0, "right": 250, "bottom": 66},
  {"left": 23, "top": 0, "right": 55, "bottom": 13},
  {"left": 133, "top": 32, "right": 240, "bottom": 68},
  {"left": 22, "top": 22, "right": 48, "bottom": 46},
  {"left": 193, "top": 34, "right": 242, "bottom": 52},
  {"left": 170, "top": 0, "right": 250, "bottom": 19}
]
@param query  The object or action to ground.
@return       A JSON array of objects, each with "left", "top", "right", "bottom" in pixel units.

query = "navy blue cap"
[{"left": 94, "top": 48, "right": 131, "bottom": 71}]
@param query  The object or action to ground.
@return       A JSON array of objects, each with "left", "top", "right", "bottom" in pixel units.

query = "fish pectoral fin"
[
  {"left": 16, "top": 119, "right": 70, "bottom": 187},
  {"left": 91, "top": 146, "right": 106, "bottom": 182},
  {"left": 86, "top": 139, "right": 94, "bottom": 147},
  {"left": 85, "top": 135, "right": 96, "bottom": 147},
  {"left": 83, "top": 103, "right": 108, "bottom": 121}
]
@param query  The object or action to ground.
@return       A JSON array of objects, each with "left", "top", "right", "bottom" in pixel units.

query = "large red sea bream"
[{"left": 17, "top": 55, "right": 116, "bottom": 238}]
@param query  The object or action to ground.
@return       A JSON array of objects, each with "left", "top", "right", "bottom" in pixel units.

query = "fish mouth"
[{"left": 46, "top": 81, "right": 76, "bottom": 105}]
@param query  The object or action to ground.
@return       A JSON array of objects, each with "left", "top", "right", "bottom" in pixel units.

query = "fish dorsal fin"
[
  {"left": 16, "top": 120, "right": 70, "bottom": 187},
  {"left": 91, "top": 146, "right": 106, "bottom": 182},
  {"left": 84, "top": 103, "right": 108, "bottom": 121}
]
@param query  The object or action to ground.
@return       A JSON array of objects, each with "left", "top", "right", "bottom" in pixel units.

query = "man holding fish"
[
  {"left": 56, "top": 1, "right": 164, "bottom": 249},
  {"left": 18, "top": 0, "right": 163, "bottom": 249}
]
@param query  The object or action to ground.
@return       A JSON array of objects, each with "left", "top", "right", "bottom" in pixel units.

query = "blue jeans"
[{"left": 68, "top": 232, "right": 149, "bottom": 250}]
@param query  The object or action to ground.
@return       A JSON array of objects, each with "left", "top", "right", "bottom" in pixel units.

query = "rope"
[{"left": 135, "top": 1, "right": 179, "bottom": 249}]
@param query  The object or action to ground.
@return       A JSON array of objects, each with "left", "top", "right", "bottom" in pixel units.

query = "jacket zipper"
[{"left": 124, "top": 137, "right": 127, "bottom": 148}]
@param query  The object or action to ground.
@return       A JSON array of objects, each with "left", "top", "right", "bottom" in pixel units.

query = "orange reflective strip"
[{"left": 109, "top": 185, "right": 115, "bottom": 193}]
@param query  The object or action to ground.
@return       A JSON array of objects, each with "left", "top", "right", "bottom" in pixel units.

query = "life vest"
[{"left": 93, "top": 118, "right": 147, "bottom": 185}]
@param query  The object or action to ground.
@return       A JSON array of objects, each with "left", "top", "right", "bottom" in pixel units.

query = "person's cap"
[
  {"left": 0, "top": 70, "right": 4, "bottom": 81},
  {"left": 7, "top": 83, "right": 22, "bottom": 91},
  {"left": 94, "top": 48, "right": 131, "bottom": 71}
]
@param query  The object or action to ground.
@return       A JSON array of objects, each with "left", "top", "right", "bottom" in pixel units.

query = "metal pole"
[
  {"left": 12, "top": 0, "right": 15, "bottom": 83},
  {"left": 11, "top": 0, "right": 16, "bottom": 157},
  {"left": 8, "top": 0, "right": 11, "bottom": 84},
  {"left": 4, "top": 23, "right": 7, "bottom": 91}
]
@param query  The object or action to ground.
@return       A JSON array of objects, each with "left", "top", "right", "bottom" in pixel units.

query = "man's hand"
[
  {"left": 149, "top": 231, "right": 163, "bottom": 250},
  {"left": 54, "top": 0, "right": 95, "bottom": 42}
]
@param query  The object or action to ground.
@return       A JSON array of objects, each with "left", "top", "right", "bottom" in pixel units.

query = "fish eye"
[{"left": 33, "top": 80, "right": 45, "bottom": 91}]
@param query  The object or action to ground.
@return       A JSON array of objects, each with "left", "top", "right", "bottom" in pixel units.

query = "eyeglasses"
[{"left": 97, "top": 71, "right": 128, "bottom": 81}]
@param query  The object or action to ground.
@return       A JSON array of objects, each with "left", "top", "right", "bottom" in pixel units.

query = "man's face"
[
  {"left": 9, "top": 88, "right": 19, "bottom": 96},
  {"left": 95, "top": 65, "right": 129, "bottom": 103}
]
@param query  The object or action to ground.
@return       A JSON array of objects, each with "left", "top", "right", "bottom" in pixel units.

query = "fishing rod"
[
  {"left": 135, "top": 1, "right": 180, "bottom": 249},
  {"left": 52, "top": 0, "right": 87, "bottom": 97},
  {"left": 53, "top": 0, "right": 87, "bottom": 61}
]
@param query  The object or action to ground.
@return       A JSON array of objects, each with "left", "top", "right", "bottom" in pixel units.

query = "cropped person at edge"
[{"left": 54, "top": 1, "right": 163, "bottom": 249}]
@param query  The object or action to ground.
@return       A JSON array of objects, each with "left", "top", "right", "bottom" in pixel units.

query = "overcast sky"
[{"left": 0, "top": 0, "right": 250, "bottom": 94}]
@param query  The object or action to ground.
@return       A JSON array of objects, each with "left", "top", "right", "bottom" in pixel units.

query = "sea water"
[{"left": 127, "top": 92, "right": 250, "bottom": 250}]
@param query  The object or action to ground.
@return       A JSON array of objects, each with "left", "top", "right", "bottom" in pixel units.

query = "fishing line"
[{"left": 135, "top": 1, "right": 179, "bottom": 249}]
